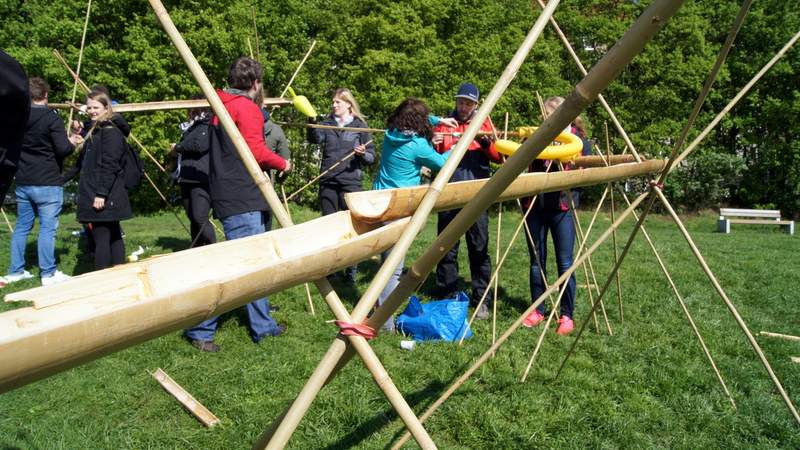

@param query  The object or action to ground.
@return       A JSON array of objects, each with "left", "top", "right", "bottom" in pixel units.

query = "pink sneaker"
[
  {"left": 522, "top": 310, "right": 545, "bottom": 328},
  {"left": 556, "top": 316, "right": 574, "bottom": 335}
]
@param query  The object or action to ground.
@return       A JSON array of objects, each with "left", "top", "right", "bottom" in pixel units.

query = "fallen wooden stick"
[
  {"left": 760, "top": 331, "right": 800, "bottom": 342},
  {"left": 151, "top": 368, "right": 220, "bottom": 427}
]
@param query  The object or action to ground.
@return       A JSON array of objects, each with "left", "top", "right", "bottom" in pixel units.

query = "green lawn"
[{"left": 0, "top": 201, "right": 798, "bottom": 449}]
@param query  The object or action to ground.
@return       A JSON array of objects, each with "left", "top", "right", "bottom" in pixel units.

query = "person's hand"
[
  {"left": 420, "top": 166, "right": 432, "bottom": 178},
  {"left": 431, "top": 133, "right": 444, "bottom": 146},
  {"left": 478, "top": 135, "right": 494, "bottom": 150},
  {"left": 439, "top": 117, "right": 458, "bottom": 128},
  {"left": 92, "top": 196, "right": 106, "bottom": 211},
  {"left": 354, "top": 143, "right": 367, "bottom": 156},
  {"left": 71, "top": 120, "right": 83, "bottom": 134},
  {"left": 169, "top": 143, "right": 178, "bottom": 156},
  {"left": 68, "top": 134, "right": 84, "bottom": 147},
  {"left": 282, "top": 159, "right": 293, "bottom": 175}
]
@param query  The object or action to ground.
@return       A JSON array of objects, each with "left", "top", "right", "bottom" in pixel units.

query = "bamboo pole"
[
  {"left": 251, "top": 6, "right": 260, "bottom": 61},
  {"left": 66, "top": 0, "right": 92, "bottom": 132},
  {"left": 279, "top": 40, "right": 317, "bottom": 99},
  {"left": 606, "top": 123, "right": 624, "bottom": 322},
  {"left": 285, "top": 141, "right": 369, "bottom": 202},
  {"left": 391, "top": 190, "right": 651, "bottom": 450},
  {"left": 556, "top": 0, "right": 753, "bottom": 380},
  {"left": 257, "top": 2, "right": 565, "bottom": 447},
  {"left": 146, "top": 2, "right": 437, "bottom": 448},
  {"left": 760, "top": 331, "right": 800, "bottom": 342},
  {"left": 492, "top": 202, "right": 500, "bottom": 348},
  {"left": 277, "top": 120, "right": 510, "bottom": 137},
  {"left": 615, "top": 184, "right": 736, "bottom": 408},
  {"left": 143, "top": 171, "right": 192, "bottom": 236},
  {"left": 129, "top": 134, "right": 167, "bottom": 173},
  {"left": 264, "top": 3, "right": 684, "bottom": 448},
  {"left": 652, "top": 186, "right": 800, "bottom": 424},
  {"left": 0, "top": 208, "right": 13, "bottom": 232},
  {"left": 246, "top": 37, "right": 254, "bottom": 59},
  {"left": 152, "top": 368, "right": 220, "bottom": 427}
]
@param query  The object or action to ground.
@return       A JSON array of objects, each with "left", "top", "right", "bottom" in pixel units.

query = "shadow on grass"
[{"left": 155, "top": 236, "right": 191, "bottom": 253}]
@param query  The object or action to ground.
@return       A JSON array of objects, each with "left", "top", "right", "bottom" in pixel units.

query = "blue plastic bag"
[{"left": 396, "top": 292, "right": 473, "bottom": 342}]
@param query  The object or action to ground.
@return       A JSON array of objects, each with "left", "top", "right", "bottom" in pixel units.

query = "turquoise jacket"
[{"left": 373, "top": 116, "right": 450, "bottom": 190}]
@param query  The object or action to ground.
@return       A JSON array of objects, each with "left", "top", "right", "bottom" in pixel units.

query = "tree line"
[{"left": 3, "top": 0, "right": 798, "bottom": 217}]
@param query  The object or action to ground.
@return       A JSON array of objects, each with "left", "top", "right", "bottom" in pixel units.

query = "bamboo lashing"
[
  {"left": 146, "top": 2, "right": 437, "bottom": 448},
  {"left": 257, "top": 2, "right": 563, "bottom": 448}
]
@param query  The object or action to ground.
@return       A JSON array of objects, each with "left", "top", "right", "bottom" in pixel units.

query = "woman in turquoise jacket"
[{"left": 372, "top": 97, "right": 455, "bottom": 331}]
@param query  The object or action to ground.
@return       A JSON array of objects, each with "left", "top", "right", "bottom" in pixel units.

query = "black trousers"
[
  {"left": 436, "top": 209, "right": 492, "bottom": 305},
  {"left": 319, "top": 182, "right": 360, "bottom": 281},
  {"left": 181, "top": 183, "right": 216, "bottom": 247},
  {"left": 91, "top": 221, "right": 125, "bottom": 270}
]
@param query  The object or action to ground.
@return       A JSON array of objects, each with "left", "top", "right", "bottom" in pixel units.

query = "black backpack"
[{"left": 121, "top": 140, "right": 144, "bottom": 190}]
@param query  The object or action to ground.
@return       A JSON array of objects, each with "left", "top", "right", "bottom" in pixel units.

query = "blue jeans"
[
  {"left": 184, "top": 211, "right": 281, "bottom": 342},
  {"left": 525, "top": 209, "right": 577, "bottom": 318},
  {"left": 9, "top": 185, "right": 63, "bottom": 277}
]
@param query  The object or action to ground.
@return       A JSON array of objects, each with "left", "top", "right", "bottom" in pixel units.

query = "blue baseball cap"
[{"left": 455, "top": 83, "right": 479, "bottom": 102}]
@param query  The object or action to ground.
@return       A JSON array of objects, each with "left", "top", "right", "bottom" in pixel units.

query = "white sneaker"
[
  {"left": 41, "top": 270, "right": 71, "bottom": 286},
  {"left": 5, "top": 270, "right": 34, "bottom": 283}
]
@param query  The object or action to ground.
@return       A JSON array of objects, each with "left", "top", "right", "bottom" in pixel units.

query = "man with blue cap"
[{"left": 432, "top": 83, "right": 502, "bottom": 319}]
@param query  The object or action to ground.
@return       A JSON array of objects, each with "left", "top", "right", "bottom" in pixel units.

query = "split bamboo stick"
[
  {"left": 279, "top": 40, "right": 317, "bottom": 99},
  {"left": 391, "top": 190, "right": 651, "bottom": 450},
  {"left": 52, "top": 98, "right": 292, "bottom": 114},
  {"left": 285, "top": 139, "right": 370, "bottom": 202},
  {"left": 256, "top": 2, "right": 564, "bottom": 447},
  {"left": 760, "top": 331, "right": 800, "bottom": 342},
  {"left": 278, "top": 120, "right": 513, "bottom": 137},
  {"left": 263, "top": 3, "right": 684, "bottom": 448},
  {"left": 653, "top": 186, "right": 800, "bottom": 424},
  {"left": 0, "top": 208, "right": 12, "bottom": 233},
  {"left": 66, "top": 0, "right": 92, "bottom": 132},
  {"left": 146, "top": 2, "right": 437, "bottom": 448},
  {"left": 251, "top": 7, "right": 260, "bottom": 61},
  {"left": 152, "top": 368, "right": 220, "bottom": 427},
  {"left": 606, "top": 123, "right": 624, "bottom": 322}
]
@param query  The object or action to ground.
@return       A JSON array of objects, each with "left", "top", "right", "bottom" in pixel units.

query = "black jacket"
[
  {"left": 75, "top": 118, "right": 133, "bottom": 222},
  {"left": 209, "top": 123, "right": 269, "bottom": 219},
  {"left": 16, "top": 105, "right": 75, "bottom": 186},
  {"left": 307, "top": 115, "right": 375, "bottom": 187},
  {"left": 0, "top": 50, "right": 30, "bottom": 198},
  {"left": 174, "top": 116, "right": 210, "bottom": 185}
]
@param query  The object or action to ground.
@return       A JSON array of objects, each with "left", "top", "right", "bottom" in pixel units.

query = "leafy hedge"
[{"left": 3, "top": 0, "right": 798, "bottom": 216}]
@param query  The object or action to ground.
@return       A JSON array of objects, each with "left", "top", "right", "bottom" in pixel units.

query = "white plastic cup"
[{"left": 400, "top": 340, "right": 416, "bottom": 351}]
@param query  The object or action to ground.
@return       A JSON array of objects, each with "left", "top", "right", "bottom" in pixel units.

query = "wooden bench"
[{"left": 718, "top": 208, "right": 794, "bottom": 235}]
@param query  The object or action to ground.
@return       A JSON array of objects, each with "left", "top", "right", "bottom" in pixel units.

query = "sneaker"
[
  {"left": 475, "top": 303, "right": 490, "bottom": 320},
  {"left": 5, "top": 270, "right": 33, "bottom": 284},
  {"left": 556, "top": 316, "right": 575, "bottom": 336},
  {"left": 41, "top": 270, "right": 71, "bottom": 286},
  {"left": 191, "top": 340, "right": 220, "bottom": 353},
  {"left": 522, "top": 310, "right": 545, "bottom": 328}
]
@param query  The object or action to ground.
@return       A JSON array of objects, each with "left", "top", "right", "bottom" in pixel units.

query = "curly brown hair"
[{"left": 386, "top": 97, "right": 433, "bottom": 142}]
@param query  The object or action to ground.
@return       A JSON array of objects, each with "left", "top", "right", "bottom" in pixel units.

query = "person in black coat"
[
  {"left": 307, "top": 87, "right": 375, "bottom": 283},
  {"left": 73, "top": 90, "right": 132, "bottom": 269},
  {"left": 0, "top": 50, "right": 30, "bottom": 209},
  {"left": 171, "top": 103, "right": 215, "bottom": 247}
]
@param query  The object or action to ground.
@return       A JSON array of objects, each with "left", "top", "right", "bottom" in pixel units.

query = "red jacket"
[
  {"left": 212, "top": 90, "right": 286, "bottom": 171},
  {"left": 433, "top": 116, "right": 502, "bottom": 163}
]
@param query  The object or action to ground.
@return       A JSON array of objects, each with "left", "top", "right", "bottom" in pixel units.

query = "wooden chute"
[{"left": 0, "top": 158, "right": 665, "bottom": 393}]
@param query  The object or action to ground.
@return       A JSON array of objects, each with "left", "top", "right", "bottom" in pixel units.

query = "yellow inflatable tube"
[{"left": 496, "top": 126, "right": 583, "bottom": 162}]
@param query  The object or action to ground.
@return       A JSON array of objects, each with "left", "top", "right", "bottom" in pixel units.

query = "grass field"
[{"left": 0, "top": 201, "right": 798, "bottom": 449}]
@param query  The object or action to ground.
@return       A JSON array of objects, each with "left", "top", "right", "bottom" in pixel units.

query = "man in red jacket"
[
  {"left": 185, "top": 57, "right": 290, "bottom": 352},
  {"left": 433, "top": 83, "right": 502, "bottom": 319}
]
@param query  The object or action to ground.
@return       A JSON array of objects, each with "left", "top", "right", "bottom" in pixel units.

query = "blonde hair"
[
  {"left": 333, "top": 88, "right": 366, "bottom": 122},
  {"left": 87, "top": 90, "right": 114, "bottom": 122}
]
